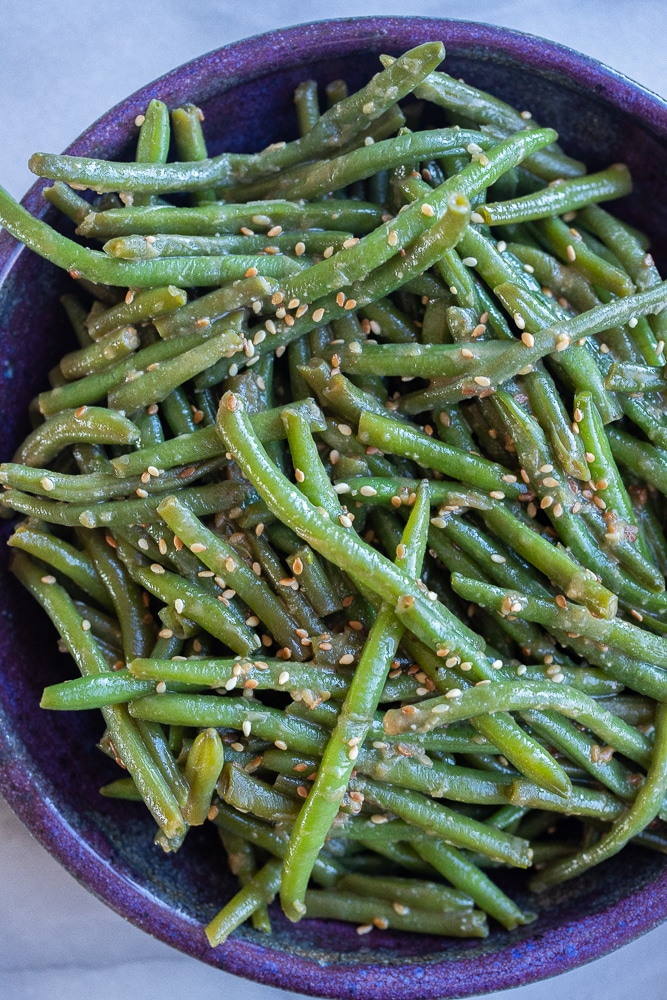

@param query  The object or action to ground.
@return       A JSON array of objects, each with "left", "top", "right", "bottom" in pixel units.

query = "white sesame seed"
[
  {"left": 420, "top": 203, "right": 435, "bottom": 217},
  {"left": 445, "top": 688, "right": 462, "bottom": 699},
  {"left": 150, "top": 563, "right": 165, "bottom": 574},
  {"left": 473, "top": 376, "right": 491, "bottom": 387},
  {"left": 40, "top": 476, "right": 55, "bottom": 491}
]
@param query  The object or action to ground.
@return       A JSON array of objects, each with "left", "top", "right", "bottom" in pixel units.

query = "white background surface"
[{"left": 2, "top": 1, "right": 667, "bottom": 998}]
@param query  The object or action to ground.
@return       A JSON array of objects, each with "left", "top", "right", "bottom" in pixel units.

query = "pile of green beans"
[{"left": 3, "top": 41, "right": 667, "bottom": 949}]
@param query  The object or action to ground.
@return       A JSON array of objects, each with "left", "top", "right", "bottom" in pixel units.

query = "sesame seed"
[
  {"left": 190, "top": 542, "right": 208, "bottom": 554},
  {"left": 40, "top": 575, "right": 56, "bottom": 585},
  {"left": 521, "top": 331, "right": 535, "bottom": 347},
  {"left": 274, "top": 739, "right": 288, "bottom": 751},
  {"left": 339, "top": 653, "right": 354, "bottom": 665},
  {"left": 339, "top": 514, "right": 353, "bottom": 528},
  {"left": 150, "top": 563, "right": 165, "bottom": 574},
  {"left": 473, "top": 376, "right": 491, "bottom": 387},
  {"left": 312, "top": 307, "right": 325, "bottom": 323},
  {"left": 155, "top": 681, "right": 167, "bottom": 694},
  {"left": 445, "top": 688, "right": 462, "bottom": 699},
  {"left": 81, "top": 619, "right": 91, "bottom": 631},
  {"left": 278, "top": 671, "right": 290, "bottom": 685},
  {"left": 420, "top": 203, "right": 435, "bottom": 217},
  {"left": 347, "top": 745, "right": 359, "bottom": 760},
  {"left": 470, "top": 212, "right": 485, "bottom": 224},
  {"left": 292, "top": 557, "right": 304, "bottom": 575},
  {"left": 566, "top": 244, "right": 577, "bottom": 262},
  {"left": 490, "top": 553, "right": 506, "bottom": 563},
  {"left": 294, "top": 468, "right": 305, "bottom": 483},
  {"left": 267, "top": 225, "right": 283, "bottom": 237},
  {"left": 356, "top": 924, "right": 373, "bottom": 936}
]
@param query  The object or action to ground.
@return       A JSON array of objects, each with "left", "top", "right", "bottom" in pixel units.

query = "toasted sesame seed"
[
  {"left": 312, "top": 307, "right": 325, "bottom": 323},
  {"left": 150, "top": 563, "right": 165, "bottom": 574},
  {"left": 267, "top": 225, "right": 283, "bottom": 237},
  {"left": 294, "top": 468, "right": 305, "bottom": 483}
]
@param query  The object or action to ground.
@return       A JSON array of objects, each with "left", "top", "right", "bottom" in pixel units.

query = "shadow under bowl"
[{"left": 2, "top": 16, "right": 667, "bottom": 999}]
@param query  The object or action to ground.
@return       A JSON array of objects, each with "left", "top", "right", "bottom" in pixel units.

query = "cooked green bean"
[{"left": 10, "top": 42, "right": 667, "bottom": 946}]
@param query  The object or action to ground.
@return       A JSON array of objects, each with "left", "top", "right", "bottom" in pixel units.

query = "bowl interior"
[{"left": 2, "top": 16, "right": 667, "bottom": 999}]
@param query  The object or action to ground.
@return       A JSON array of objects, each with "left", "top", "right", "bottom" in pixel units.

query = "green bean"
[
  {"left": 219, "top": 763, "right": 300, "bottom": 822},
  {"left": 59, "top": 325, "right": 141, "bottom": 379},
  {"left": 129, "top": 692, "right": 327, "bottom": 756},
  {"left": 302, "top": 889, "right": 488, "bottom": 936},
  {"left": 0, "top": 186, "right": 303, "bottom": 286},
  {"left": 384, "top": 680, "right": 652, "bottom": 770},
  {"left": 279, "top": 483, "right": 429, "bottom": 919},
  {"left": 12, "top": 552, "right": 185, "bottom": 839},
  {"left": 348, "top": 775, "right": 531, "bottom": 868},
  {"left": 480, "top": 165, "right": 632, "bottom": 225},
  {"left": 281, "top": 129, "right": 554, "bottom": 307},
  {"left": 1, "top": 477, "right": 241, "bottom": 528},
  {"left": 80, "top": 529, "right": 155, "bottom": 659},
  {"left": 7, "top": 523, "right": 112, "bottom": 610},
  {"left": 356, "top": 411, "right": 526, "bottom": 499},
  {"left": 183, "top": 728, "right": 225, "bottom": 825},
  {"left": 78, "top": 199, "right": 385, "bottom": 239},
  {"left": 534, "top": 215, "right": 635, "bottom": 298},
  {"left": 531, "top": 703, "right": 667, "bottom": 890},
  {"left": 86, "top": 285, "right": 189, "bottom": 340},
  {"left": 413, "top": 838, "right": 533, "bottom": 930},
  {"left": 132, "top": 99, "right": 170, "bottom": 208},
  {"left": 216, "top": 392, "right": 484, "bottom": 656},
  {"left": 451, "top": 574, "right": 667, "bottom": 668},
  {"left": 43, "top": 182, "right": 91, "bottom": 225},
  {"left": 14, "top": 406, "right": 140, "bottom": 466},
  {"left": 155, "top": 496, "right": 306, "bottom": 658},
  {"left": 171, "top": 104, "right": 217, "bottom": 205},
  {"left": 335, "top": 873, "right": 473, "bottom": 911},
  {"left": 608, "top": 426, "right": 667, "bottom": 499},
  {"left": 40, "top": 670, "right": 194, "bottom": 710},
  {"left": 37, "top": 326, "right": 220, "bottom": 415},
  {"left": 118, "top": 547, "right": 260, "bottom": 657},
  {"left": 107, "top": 312, "right": 244, "bottom": 412},
  {"left": 205, "top": 857, "right": 282, "bottom": 948},
  {"left": 261, "top": 129, "right": 492, "bottom": 201},
  {"left": 31, "top": 44, "right": 446, "bottom": 194}
]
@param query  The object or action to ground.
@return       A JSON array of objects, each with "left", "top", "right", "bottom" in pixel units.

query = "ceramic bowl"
[{"left": 2, "top": 16, "right": 667, "bottom": 999}]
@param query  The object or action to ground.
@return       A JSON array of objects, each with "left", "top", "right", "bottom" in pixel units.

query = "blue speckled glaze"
[{"left": 2, "top": 16, "right": 667, "bottom": 999}]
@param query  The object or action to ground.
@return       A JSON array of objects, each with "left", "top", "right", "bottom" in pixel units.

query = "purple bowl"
[{"left": 2, "top": 16, "right": 667, "bottom": 999}]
